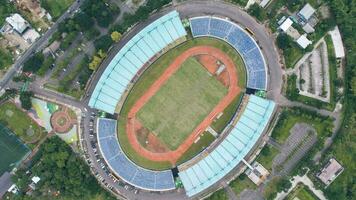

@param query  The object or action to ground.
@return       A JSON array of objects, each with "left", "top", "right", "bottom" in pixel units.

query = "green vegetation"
[
  {"left": 256, "top": 144, "right": 279, "bottom": 171},
  {"left": 8, "top": 136, "right": 115, "bottom": 199},
  {"left": 263, "top": 176, "right": 292, "bottom": 200},
  {"left": 37, "top": 56, "right": 55, "bottom": 77},
  {"left": 0, "top": 0, "right": 15, "bottom": 25},
  {"left": 40, "top": 0, "right": 74, "bottom": 19},
  {"left": 23, "top": 52, "right": 44, "bottom": 73},
  {"left": 248, "top": 3, "right": 267, "bottom": 22},
  {"left": 137, "top": 57, "right": 227, "bottom": 150},
  {"left": 0, "top": 124, "right": 29, "bottom": 175},
  {"left": 117, "top": 37, "right": 246, "bottom": 170},
  {"left": 94, "top": 35, "right": 113, "bottom": 52},
  {"left": 82, "top": 0, "right": 120, "bottom": 28},
  {"left": 271, "top": 108, "right": 333, "bottom": 144},
  {"left": 229, "top": 174, "right": 256, "bottom": 196},
  {"left": 206, "top": 188, "right": 228, "bottom": 200},
  {"left": 19, "top": 91, "right": 33, "bottom": 110},
  {"left": 287, "top": 183, "right": 318, "bottom": 200},
  {"left": 177, "top": 132, "right": 215, "bottom": 165},
  {"left": 276, "top": 34, "right": 304, "bottom": 68},
  {"left": 211, "top": 93, "right": 244, "bottom": 133},
  {"left": 0, "top": 48, "right": 13, "bottom": 70},
  {"left": 227, "top": 0, "right": 249, "bottom": 7},
  {"left": 0, "top": 102, "right": 44, "bottom": 144}
]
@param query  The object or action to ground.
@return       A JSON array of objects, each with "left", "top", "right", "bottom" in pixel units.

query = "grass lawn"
[
  {"left": 0, "top": 48, "right": 13, "bottom": 70},
  {"left": 206, "top": 188, "right": 228, "bottom": 200},
  {"left": 287, "top": 183, "right": 318, "bottom": 200},
  {"left": 0, "top": 124, "right": 30, "bottom": 174},
  {"left": 176, "top": 131, "right": 215, "bottom": 165},
  {"left": 284, "top": 45, "right": 304, "bottom": 68},
  {"left": 40, "top": 0, "right": 74, "bottom": 19},
  {"left": 137, "top": 57, "right": 227, "bottom": 150},
  {"left": 0, "top": 102, "right": 44, "bottom": 144},
  {"left": 117, "top": 37, "right": 246, "bottom": 170},
  {"left": 271, "top": 108, "right": 333, "bottom": 144},
  {"left": 256, "top": 144, "right": 279, "bottom": 171},
  {"left": 211, "top": 92, "right": 244, "bottom": 134},
  {"left": 229, "top": 174, "right": 256, "bottom": 196}
]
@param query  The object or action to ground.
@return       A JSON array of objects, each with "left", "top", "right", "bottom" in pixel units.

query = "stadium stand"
[
  {"left": 178, "top": 95, "right": 275, "bottom": 197},
  {"left": 97, "top": 118, "right": 175, "bottom": 191},
  {"left": 189, "top": 16, "right": 267, "bottom": 90},
  {"left": 89, "top": 11, "right": 187, "bottom": 114}
]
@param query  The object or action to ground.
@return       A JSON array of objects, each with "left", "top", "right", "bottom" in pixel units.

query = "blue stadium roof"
[
  {"left": 189, "top": 16, "right": 267, "bottom": 90},
  {"left": 97, "top": 118, "right": 175, "bottom": 191},
  {"left": 178, "top": 95, "right": 275, "bottom": 197},
  {"left": 89, "top": 11, "right": 187, "bottom": 114}
]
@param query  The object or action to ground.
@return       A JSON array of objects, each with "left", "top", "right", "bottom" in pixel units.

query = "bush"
[
  {"left": 248, "top": 3, "right": 267, "bottom": 22},
  {"left": 94, "top": 35, "right": 113, "bottom": 52},
  {"left": 23, "top": 52, "right": 44, "bottom": 73},
  {"left": 20, "top": 91, "right": 33, "bottom": 110}
]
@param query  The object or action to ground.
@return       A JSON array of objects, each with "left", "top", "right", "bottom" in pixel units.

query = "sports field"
[
  {"left": 137, "top": 57, "right": 227, "bottom": 150},
  {"left": 0, "top": 102, "right": 44, "bottom": 144},
  {"left": 117, "top": 37, "right": 247, "bottom": 170},
  {"left": 0, "top": 124, "right": 30, "bottom": 174}
]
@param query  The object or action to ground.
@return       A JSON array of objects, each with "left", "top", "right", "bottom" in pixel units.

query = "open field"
[
  {"left": 0, "top": 124, "right": 30, "bottom": 174},
  {"left": 256, "top": 144, "right": 279, "bottom": 171},
  {"left": 117, "top": 37, "right": 246, "bottom": 170},
  {"left": 287, "top": 183, "right": 318, "bottom": 200},
  {"left": 40, "top": 0, "right": 74, "bottom": 19},
  {"left": 0, "top": 102, "right": 44, "bottom": 144},
  {"left": 229, "top": 174, "right": 256, "bottom": 196},
  {"left": 137, "top": 57, "right": 227, "bottom": 150}
]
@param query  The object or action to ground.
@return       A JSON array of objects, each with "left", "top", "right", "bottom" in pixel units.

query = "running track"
[{"left": 126, "top": 46, "right": 241, "bottom": 164}]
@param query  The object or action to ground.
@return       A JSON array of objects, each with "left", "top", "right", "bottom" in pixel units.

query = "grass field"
[
  {"left": 0, "top": 124, "right": 30, "bottom": 174},
  {"left": 229, "top": 174, "right": 256, "bottom": 196},
  {"left": 137, "top": 57, "right": 227, "bottom": 150},
  {"left": 40, "top": 0, "right": 74, "bottom": 19},
  {"left": 256, "top": 144, "right": 279, "bottom": 171},
  {"left": 287, "top": 183, "right": 318, "bottom": 200},
  {"left": 0, "top": 102, "right": 44, "bottom": 144},
  {"left": 117, "top": 37, "right": 246, "bottom": 170}
]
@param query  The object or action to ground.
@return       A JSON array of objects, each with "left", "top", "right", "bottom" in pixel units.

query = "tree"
[
  {"left": 111, "top": 31, "right": 122, "bottom": 42},
  {"left": 94, "top": 35, "right": 113, "bottom": 52},
  {"left": 276, "top": 34, "right": 292, "bottom": 50},
  {"left": 247, "top": 3, "right": 266, "bottom": 22},
  {"left": 20, "top": 91, "right": 33, "bottom": 110},
  {"left": 23, "top": 52, "right": 44, "bottom": 73},
  {"left": 89, "top": 55, "right": 102, "bottom": 71}
]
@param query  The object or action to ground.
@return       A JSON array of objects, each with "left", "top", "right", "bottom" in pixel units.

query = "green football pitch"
[
  {"left": 137, "top": 57, "right": 228, "bottom": 150},
  {"left": 0, "top": 124, "right": 30, "bottom": 174}
]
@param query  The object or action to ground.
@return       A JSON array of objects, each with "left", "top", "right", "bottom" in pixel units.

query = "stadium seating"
[
  {"left": 189, "top": 16, "right": 267, "bottom": 90},
  {"left": 89, "top": 11, "right": 187, "bottom": 114},
  {"left": 178, "top": 95, "right": 275, "bottom": 197},
  {"left": 97, "top": 118, "right": 175, "bottom": 191}
]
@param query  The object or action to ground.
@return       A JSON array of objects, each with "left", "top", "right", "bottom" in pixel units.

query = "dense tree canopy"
[{"left": 23, "top": 53, "right": 44, "bottom": 73}]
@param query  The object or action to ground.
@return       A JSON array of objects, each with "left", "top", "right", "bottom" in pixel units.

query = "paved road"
[{"left": 0, "top": 0, "right": 84, "bottom": 89}]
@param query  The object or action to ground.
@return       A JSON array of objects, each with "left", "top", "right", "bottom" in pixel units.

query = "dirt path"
[{"left": 126, "top": 46, "right": 241, "bottom": 164}]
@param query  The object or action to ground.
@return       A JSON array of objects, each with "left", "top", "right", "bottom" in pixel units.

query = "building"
[
  {"left": 260, "top": 0, "right": 271, "bottom": 8},
  {"left": 5, "top": 13, "right": 29, "bottom": 34},
  {"left": 317, "top": 158, "right": 344, "bottom": 187},
  {"left": 302, "top": 23, "right": 315, "bottom": 33},
  {"left": 245, "top": 161, "right": 270, "bottom": 186},
  {"left": 296, "top": 34, "right": 312, "bottom": 49},
  {"left": 0, "top": 172, "right": 13, "bottom": 198},
  {"left": 22, "top": 29, "right": 40, "bottom": 43},
  {"left": 279, "top": 18, "right": 293, "bottom": 32},
  {"left": 329, "top": 26, "right": 345, "bottom": 58},
  {"left": 298, "top": 3, "right": 316, "bottom": 22}
]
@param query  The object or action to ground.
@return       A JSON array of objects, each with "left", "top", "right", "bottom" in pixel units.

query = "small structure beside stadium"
[{"left": 317, "top": 158, "right": 344, "bottom": 187}]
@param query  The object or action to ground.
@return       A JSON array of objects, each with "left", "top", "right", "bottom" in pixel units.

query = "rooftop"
[
  {"left": 298, "top": 3, "right": 316, "bottom": 21},
  {"left": 296, "top": 34, "right": 312, "bottom": 49},
  {"left": 279, "top": 18, "right": 293, "bottom": 32},
  {"left": 5, "top": 13, "right": 29, "bottom": 34},
  {"left": 317, "top": 158, "right": 344, "bottom": 186}
]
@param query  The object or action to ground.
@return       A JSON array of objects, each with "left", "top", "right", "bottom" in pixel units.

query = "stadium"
[{"left": 88, "top": 9, "right": 277, "bottom": 199}]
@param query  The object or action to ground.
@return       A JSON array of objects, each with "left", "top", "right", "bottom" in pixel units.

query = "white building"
[
  {"left": 298, "top": 3, "right": 316, "bottom": 22},
  {"left": 317, "top": 158, "right": 344, "bottom": 187},
  {"left": 5, "top": 13, "right": 29, "bottom": 34},
  {"left": 329, "top": 26, "right": 345, "bottom": 58},
  {"left": 22, "top": 29, "right": 40, "bottom": 43},
  {"left": 296, "top": 34, "right": 312, "bottom": 49},
  {"left": 279, "top": 18, "right": 293, "bottom": 32}
]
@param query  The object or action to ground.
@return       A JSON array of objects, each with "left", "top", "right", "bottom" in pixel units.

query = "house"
[
  {"left": 279, "top": 18, "right": 293, "bottom": 32},
  {"left": 245, "top": 161, "right": 270, "bottom": 186},
  {"left": 296, "top": 34, "right": 312, "bottom": 49},
  {"left": 28, "top": 176, "right": 40, "bottom": 190},
  {"left": 5, "top": 13, "right": 29, "bottom": 34},
  {"left": 298, "top": 3, "right": 316, "bottom": 22},
  {"left": 22, "top": 29, "right": 40, "bottom": 43},
  {"left": 329, "top": 26, "right": 345, "bottom": 58},
  {"left": 317, "top": 158, "right": 344, "bottom": 187}
]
